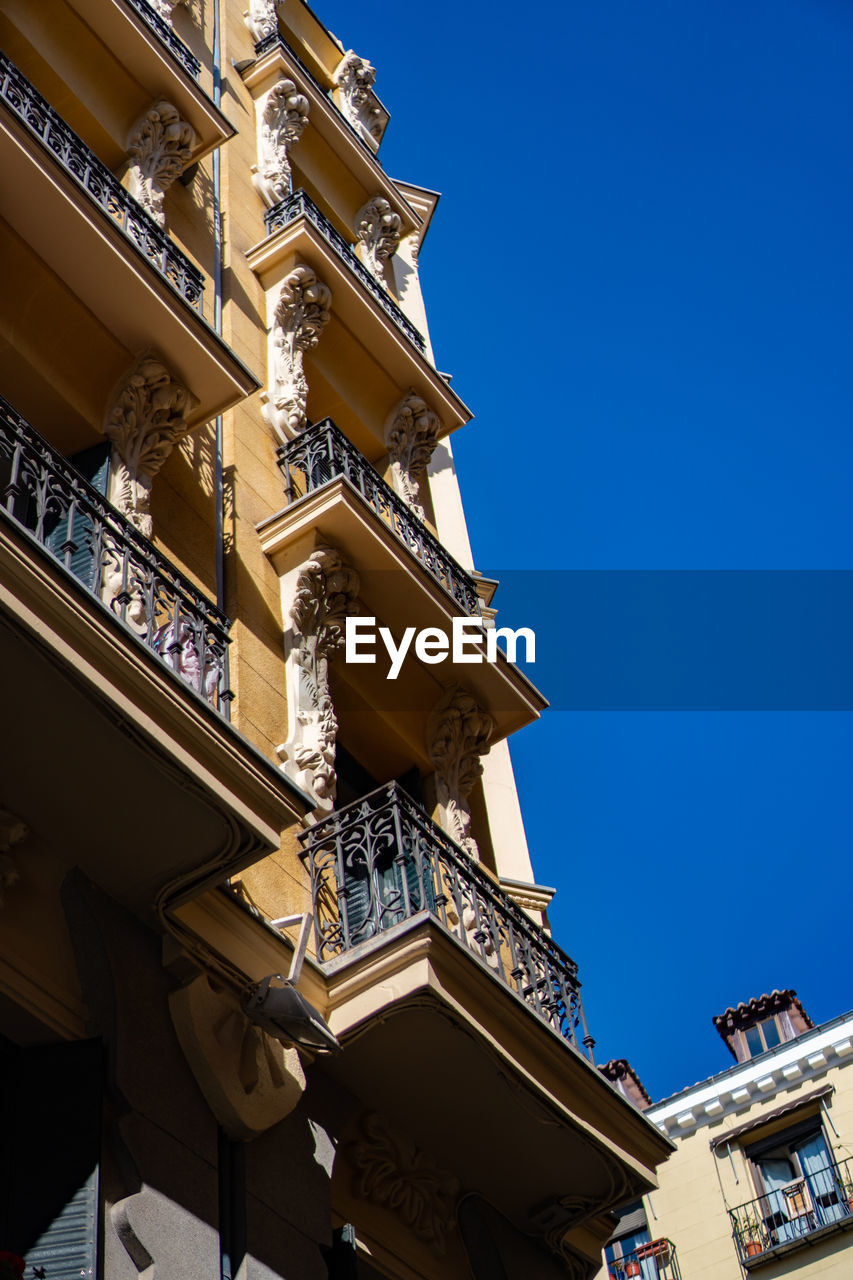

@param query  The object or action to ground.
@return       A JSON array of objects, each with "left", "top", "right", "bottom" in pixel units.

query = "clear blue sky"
[{"left": 316, "top": 0, "right": 853, "bottom": 1099}]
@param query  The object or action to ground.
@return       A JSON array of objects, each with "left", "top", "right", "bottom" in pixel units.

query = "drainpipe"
[{"left": 212, "top": 0, "right": 225, "bottom": 611}]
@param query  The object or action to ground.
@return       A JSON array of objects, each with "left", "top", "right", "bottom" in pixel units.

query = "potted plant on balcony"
[
  {"left": 740, "top": 1214, "right": 765, "bottom": 1258},
  {"left": 624, "top": 1263, "right": 641, "bottom": 1278}
]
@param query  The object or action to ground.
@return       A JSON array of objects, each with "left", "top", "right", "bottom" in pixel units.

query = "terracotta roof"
[
  {"left": 713, "top": 989, "right": 813, "bottom": 1040},
  {"left": 599, "top": 1058, "right": 652, "bottom": 1109}
]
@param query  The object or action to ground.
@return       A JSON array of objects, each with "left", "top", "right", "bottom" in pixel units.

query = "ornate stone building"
[{"left": 0, "top": 2, "right": 670, "bottom": 1276}]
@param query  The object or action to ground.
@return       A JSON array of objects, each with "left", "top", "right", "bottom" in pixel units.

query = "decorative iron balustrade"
[
  {"left": 0, "top": 393, "right": 233, "bottom": 716},
  {"left": 278, "top": 418, "right": 480, "bottom": 614},
  {"left": 299, "top": 782, "right": 595, "bottom": 1056},
  {"left": 729, "top": 1156, "right": 853, "bottom": 1266},
  {"left": 264, "top": 189, "right": 426, "bottom": 353},
  {"left": 123, "top": 0, "right": 201, "bottom": 80},
  {"left": 253, "top": 32, "right": 376, "bottom": 158},
  {"left": 0, "top": 54, "right": 204, "bottom": 309},
  {"left": 608, "top": 1239, "right": 681, "bottom": 1280}
]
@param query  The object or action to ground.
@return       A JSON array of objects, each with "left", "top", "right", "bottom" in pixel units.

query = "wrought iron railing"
[
  {"left": 608, "top": 1239, "right": 681, "bottom": 1280},
  {"left": 0, "top": 54, "right": 204, "bottom": 309},
  {"left": 729, "top": 1156, "right": 853, "bottom": 1265},
  {"left": 0, "top": 393, "right": 233, "bottom": 716},
  {"left": 265, "top": 189, "right": 426, "bottom": 353},
  {"left": 299, "top": 782, "right": 595, "bottom": 1056},
  {"left": 123, "top": 0, "right": 202, "bottom": 80},
  {"left": 253, "top": 32, "right": 377, "bottom": 158},
  {"left": 277, "top": 418, "right": 480, "bottom": 614}
]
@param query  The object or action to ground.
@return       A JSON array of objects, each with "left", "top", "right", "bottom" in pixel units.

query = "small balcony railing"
[
  {"left": 0, "top": 393, "right": 233, "bottom": 716},
  {"left": 608, "top": 1239, "right": 681, "bottom": 1280},
  {"left": 299, "top": 781, "right": 595, "bottom": 1056},
  {"left": 277, "top": 418, "right": 480, "bottom": 614},
  {"left": 124, "top": 0, "right": 202, "bottom": 80},
  {"left": 729, "top": 1156, "right": 853, "bottom": 1266},
  {"left": 0, "top": 53, "right": 204, "bottom": 309},
  {"left": 264, "top": 189, "right": 426, "bottom": 353}
]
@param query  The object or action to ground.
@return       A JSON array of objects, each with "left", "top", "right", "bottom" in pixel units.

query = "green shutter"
[
  {"left": 44, "top": 442, "right": 110, "bottom": 590},
  {"left": 0, "top": 1038, "right": 102, "bottom": 1279}
]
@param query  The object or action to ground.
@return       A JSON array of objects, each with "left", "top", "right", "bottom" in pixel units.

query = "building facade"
[
  {"left": 0, "top": 1, "right": 671, "bottom": 1276},
  {"left": 596, "top": 992, "right": 853, "bottom": 1280}
]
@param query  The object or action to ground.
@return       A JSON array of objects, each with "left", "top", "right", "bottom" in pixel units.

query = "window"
[
  {"left": 743, "top": 1016, "right": 782, "bottom": 1058},
  {"left": 605, "top": 1203, "right": 653, "bottom": 1279},
  {"left": 745, "top": 1117, "right": 849, "bottom": 1245}
]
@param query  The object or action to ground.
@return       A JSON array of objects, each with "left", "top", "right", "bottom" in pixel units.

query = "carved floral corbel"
[
  {"left": 426, "top": 686, "right": 494, "bottom": 860},
  {"left": 127, "top": 101, "right": 196, "bottom": 229},
  {"left": 0, "top": 807, "right": 28, "bottom": 908},
  {"left": 277, "top": 546, "right": 359, "bottom": 809},
  {"left": 355, "top": 195, "right": 402, "bottom": 286},
  {"left": 245, "top": 0, "right": 277, "bottom": 43},
  {"left": 332, "top": 50, "right": 376, "bottom": 133},
  {"left": 149, "top": 0, "right": 187, "bottom": 20},
  {"left": 103, "top": 352, "right": 197, "bottom": 538},
  {"left": 384, "top": 390, "right": 441, "bottom": 520},
  {"left": 348, "top": 1112, "right": 460, "bottom": 1255},
  {"left": 268, "top": 265, "right": 332, "bottom": 440},
  {"left": 255, "top": 79, "right": 309, "bottom": 207}
]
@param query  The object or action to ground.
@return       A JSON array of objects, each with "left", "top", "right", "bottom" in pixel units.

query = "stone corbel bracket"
[
  {"left": 354, "top": 195, "right": 402, "bottom": 288},
  {"left": 127, "top": 101, "right": 196, "bottom": 230},
  {"left": 169, "top": 973, "right": 305, "bottom": 1140},
  {"left": 384, "top": 389, "right": 441, "bottom": 520},
  {"left": 103, "top": 350, "right": 198, "bottom": 539},
  {"left": 426, "top": 686, "right": 494, "bottom": 860},
  {"left": 254, "top": 78, "right": 310, "bottom": 208},
  {"left": 263, "top": 265, "right": 332, "bottom": 441},
  {"left": 276, "top": 545, "right": 359, "bottom": 811},
  {"left": 244, "top": 0, "right": 278, "bottom": 43},
  {"left": 332, "top": 49, "right": 377, "bottom": 136}
]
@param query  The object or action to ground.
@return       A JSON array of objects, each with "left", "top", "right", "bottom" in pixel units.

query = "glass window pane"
[
  {"left": 763, "top": 1019, "right": 781, "bottom": 1048},
  {"left": 745, "top": 1025, "right": 764, "bottom": 1056}
]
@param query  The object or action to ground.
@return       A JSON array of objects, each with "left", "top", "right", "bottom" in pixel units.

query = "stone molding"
[
  {"left": 384, "top": 390, "right": 441, "bottom": 519},
  {"left": 426, "top": 686, "right": 494, "bottom": 860},
  {"left": 332, "top": 49, "right": 376, "bottom": 134},
  {"left": 0, "top": 807, "right": 28, "bottom": 908},
  {"left": 255, "top": 78, "right": 309, "bottom": 208},
  {"left": 349, "top": 1112, "right": 460, "bottom": 1254},
  {"left": 127, "top": 101, "right": 196, "bottom": 229},
  {"left": 355, "top": 195, "right": 402, "bottom": 286},
  {"left": 277, "top": 546, "right": 359, "bottom": 809},
  {"left": 103, "top": 352, "right": 197, "bottom": 538},
  {"left": 169, "top": 973, "right": 305, "bottom": 1140},
  {"left": 269, "top": 265, "right": 332, "bottom": 440}
]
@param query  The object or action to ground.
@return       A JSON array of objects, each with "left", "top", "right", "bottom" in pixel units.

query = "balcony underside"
[
  {"left": 321, "top": 916, "right": 671, "bottom": 1248},
  {"left": 0, "top": 0, "right": 232, "bottom": 166},
  {"left": 257, "top": 479, "right": 547, "bottom": 763},
  {"left": 246, "top": 218, "right": 470, "bottom": 458},
  {"left": 0, "top": 113, "right": 258, "bottom": 446},
  {"left": 0, "top": 514, "right": 309, "bottom": 923}
]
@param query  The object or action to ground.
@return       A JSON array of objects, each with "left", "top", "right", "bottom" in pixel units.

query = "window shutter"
[
  {"left": 0, "top": 1038, "right": 102, "bottom": 1279},
  {"left": 44, "top": 442, "right": 110, "bottom": 590}
]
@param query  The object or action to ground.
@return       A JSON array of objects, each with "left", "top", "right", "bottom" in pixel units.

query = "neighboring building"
[
  {"left": 595, "top": 991, "right": 853, "bottom": 1280},
  {"left": 0, "top": 2, "right": 671, "bottom": 1278}
]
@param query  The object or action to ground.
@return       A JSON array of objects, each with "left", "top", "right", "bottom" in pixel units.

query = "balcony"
[
  {"left": 301, "top": 781, "right": 594, "bottom": 1055},
  {"left": 0, "top": 0, "right": 233, "bottom": 164},
  {"left": 0, "top": 392, "right": 232, "bottom": 715},
  {"left": 123, "top": 0, "right": 201, "bottom": 80},
  {"left": 278, "top": 418, "right": 478, "bottom": 613},
  {"left": 266, "top": 190, "right": 426, "bottom": 353},
  {"left": 0, "top": 54, "right": 257, "bottom": 439},
  {"left": 608, "top": 1239, "right": 681, "bottom": 1280},
  {"left": 729, "top": 1157, "right": 853, "bottom": 1266}
]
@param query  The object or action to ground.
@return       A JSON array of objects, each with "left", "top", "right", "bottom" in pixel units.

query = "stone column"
[
  {"left": 278, "top": 546, "right": 359, "bottom": 810},
  {"left": 255, "top": 79, "right": 309, "bottom": 207},
  {"left": 384, "top": 390, "right": 441, "bottom": 520},
  {"left": 425, "top": 687, "right": 494, "bottom": 860},
  {"left": 127, "top": 101, "right": 196, "bottom": 229},
  {"left": 355, "top": 196, "right": 402, "bottom": 287},
  {"left": 269, "top": 266, "right": 332, "bottom": 440},
  {"left": 103, "top": 352, "right": 197, "bottom": 538}
]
